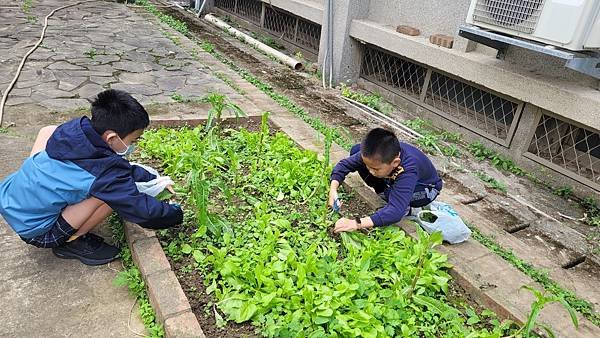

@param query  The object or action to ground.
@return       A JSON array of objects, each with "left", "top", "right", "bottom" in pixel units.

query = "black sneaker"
[{"left": 52, "top": 233, "right": 120, "bottom": 266}]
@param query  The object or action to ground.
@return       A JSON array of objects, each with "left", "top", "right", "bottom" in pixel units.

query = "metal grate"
[
  {"left": 214, "top": 0, "right": 321, "bottom": 56},
  {"left": 263, "top": 6, "right": 296, "bottom": 42},
  {"left": 360, "top": 46, "right": 427, "bottom": 99},
  {"left": 528, "top": 114, "right": 600, "bottom": 184},
  {"left": 425, "top": 72, "right": 519, "bottom": 141},
  {"left": 473, "top": 0, "right": 546, "bottom": 34},
  {"left": 214, "top": 0, "right": 236, "bottom": 12}
]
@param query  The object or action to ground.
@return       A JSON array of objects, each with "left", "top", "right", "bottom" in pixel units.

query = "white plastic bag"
[
  {"left": 414, "top": 201, "right": 471, "bottom": 244},
  {"left": 130, "top": 162, "right": 174, "bottom": 197}
]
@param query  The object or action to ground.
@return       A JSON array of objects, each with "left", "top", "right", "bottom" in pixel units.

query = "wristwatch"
[{"left": 354, "top": 217, "right": 362, "bottom": 229}]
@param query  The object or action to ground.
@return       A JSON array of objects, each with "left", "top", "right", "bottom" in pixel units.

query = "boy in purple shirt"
[{"left": 328, "top": 128, "right": 442, "bottom": 232}]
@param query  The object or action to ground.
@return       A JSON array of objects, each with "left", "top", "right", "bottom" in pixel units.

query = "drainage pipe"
[{"left": 204, "top": 14, "right": 303, "bottom": 70}]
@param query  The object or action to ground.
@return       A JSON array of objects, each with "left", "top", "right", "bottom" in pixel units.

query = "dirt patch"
[{"left": 513, "top": 228, "right": 583, "bottom": 268}]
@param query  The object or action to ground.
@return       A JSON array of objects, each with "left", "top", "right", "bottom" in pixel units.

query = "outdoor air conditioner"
[{"left": 466, "top": 0, "right": 600, "bottom": 51}]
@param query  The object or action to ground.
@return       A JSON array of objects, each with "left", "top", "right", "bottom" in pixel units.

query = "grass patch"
[
  {"left": 474, "top": 171, "right": 507, "bottom": 193},
  {"left": 214, "top": 72, "right": 246, "bottom": 95}
]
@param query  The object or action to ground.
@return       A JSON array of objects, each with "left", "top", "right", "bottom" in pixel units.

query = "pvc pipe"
[{"left": 204, "top": 14, "right": 303, "bottom": 70}]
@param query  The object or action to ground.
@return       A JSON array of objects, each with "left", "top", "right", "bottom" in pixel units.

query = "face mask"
[{"left": 114, "top": 136, "right": 136, "bottom": 158}]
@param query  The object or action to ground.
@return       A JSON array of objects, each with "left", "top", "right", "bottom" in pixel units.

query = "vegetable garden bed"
[{"left": 137, "top": 115, "right": 520, "bottom": 337}]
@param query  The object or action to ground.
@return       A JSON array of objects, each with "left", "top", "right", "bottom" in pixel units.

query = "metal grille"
[
  {"left": 234, "top": 0, "right": 262, "bottom": 24},
  {"left": 528, "top": 114, "right": 600, "bottom": 184},
  {"left": 263, "top": 6, "right": 296, "bottom": 42},
  {"left": 360, "top": 46, "right": 427, "bottom": 99},
  {"left": 214, "top": 0, "right": 321, "bottom": 56},
  {"left": 473, "top": 0, "right": 546, "bottom": 34},
  {"left": 214, "top": 0, "right": 236, "bottom": 12},
  {"left": 425, "top": 72, "right": 518, "bottom": 141}
]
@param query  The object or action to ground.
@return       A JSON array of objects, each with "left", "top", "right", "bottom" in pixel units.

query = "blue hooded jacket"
[
  {"left": 0, "top": 117, "right": 183, "bottom": 238},
  {"left": 331, "top": 141, "right": 442, "bottom": 227}
]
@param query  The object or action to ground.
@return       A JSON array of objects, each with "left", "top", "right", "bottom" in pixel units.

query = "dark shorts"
[{"left": 20, "top": 215, "right": 77, "bottom": 248}]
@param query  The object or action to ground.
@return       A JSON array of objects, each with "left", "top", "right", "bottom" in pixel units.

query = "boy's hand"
[
  {"left": 328, "top": 190, "right": 341, "bottom": 210},
  {"left": 166, "top": 185, "right": 176, "bottom": 195},
  {"left": 334, "top": 218, "right": 358, "bottom": 233}
]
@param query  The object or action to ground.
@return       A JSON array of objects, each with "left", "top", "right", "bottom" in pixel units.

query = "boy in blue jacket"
[
  {"left": 0, "top": 89, "right": 183, "bottom": 265},
  {"left": 329, "top": 128, "right": 442, "bottom": 232}
]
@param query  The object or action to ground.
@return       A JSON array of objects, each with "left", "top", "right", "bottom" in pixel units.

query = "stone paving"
[
  {"left": 0, "top": 1, "right": 251, "bottom": 336},
  {"left": 0, "top": 0, "right": 244, "bottom": 126}
]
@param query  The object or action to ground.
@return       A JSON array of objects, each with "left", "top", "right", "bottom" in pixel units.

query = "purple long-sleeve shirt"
[{"left": 331, "top": 142, "right": 442, "bottom": 227}]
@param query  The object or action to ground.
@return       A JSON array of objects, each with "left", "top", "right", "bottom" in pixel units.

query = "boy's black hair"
[
  {"left": 361, "top": 128, "right": 400, "bottom": 163},
  {"left": 90, "top": 89, "right": 149, "bottom": 138}
]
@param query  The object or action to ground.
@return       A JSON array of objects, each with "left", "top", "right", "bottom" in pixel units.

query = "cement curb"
[{"left": 124, "top": 221, "right": 206, "bottom": 338}]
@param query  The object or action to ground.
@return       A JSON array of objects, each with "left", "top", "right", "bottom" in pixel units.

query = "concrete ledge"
[
  {"left": 125, "top": 222, "right": 205, "bottom": 338},
  {"left": 262, "top": 0, "right": 324, "bottom": 25},
  {"left": 349, "top": 19, "right": 600, "bottom": 131}
]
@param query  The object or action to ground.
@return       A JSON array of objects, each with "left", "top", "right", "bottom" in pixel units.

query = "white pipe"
[
  {"left": 204, "top": 14, "right": 303, "bottom": 70},
  {"left": 197, "top": 0, "right": 206, "bottom": 18}
]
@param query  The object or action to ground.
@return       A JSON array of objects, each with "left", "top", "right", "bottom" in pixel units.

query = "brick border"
[{"left": 125, "top": 221, "right": 205, "bottom": 338}]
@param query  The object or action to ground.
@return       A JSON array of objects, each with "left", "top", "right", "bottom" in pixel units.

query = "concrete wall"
[{"left": 367, "top": 0, "right": 471, "bottom": 38}]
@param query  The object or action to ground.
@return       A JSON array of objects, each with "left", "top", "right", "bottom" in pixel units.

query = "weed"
[
  {"left": 553, "top": 185, "right": 573, "bottom": 198},
  {"left": 214, "top": 72, "right": 246, "bottom": 95},
  {"left": 467, "top": 142, "right": 526, "bottom": 176},
  {"left": 0, "top": 127, "right": 8, "bottom": 134},
  {"left": 250, "top": 32, "right": 285, "bottom": 50},
  {"left": 84, "top": 48, "right": 97, "bottom": 59},
  {"left": 404, "top": 118, "right": 462, "bottom": 157},
  {"left": 110, "top": 216, "right": 164, "bottom": 337},
  {"left": 515, "top": 285, "right": 578, "bottom": 337},
  {"left": 21, "top": 0, "right": 33, "bottom": 14},
  {"left": 170, "top": 93, "right": 186, "bottom": 103},
  {"left": 294, "top": 51, "right": 304, "bottom": 60},
  {"left": 26, "top": 15, "right": 37, "bottom": 23},
  {"left": 340, "top": 83, "right": 392, "bottom": 114},
  {"left": 474, "top": 171, "right": 507, "bottom": 193}
]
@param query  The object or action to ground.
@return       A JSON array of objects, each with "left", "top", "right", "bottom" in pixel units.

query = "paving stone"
[
  {"left": 8, "top": 88, "right": 32, "bottom": 97},
  {"left": 5, "top": 96, "right": 34, "bottom": 106},
  {"left": 156, "top": 76, "right": 186, "bottom": 91},
  {"left": 47, "top": 61, "right": 86, "bottom": 71},
  {"left": 146, "top": 270, "right": 191, "bottom": 324},
  {"left": 33, "top": 86, "right": 77, "bottom": 99},
  {"left": 164, "top": 311, "right": 205, "bottom": 338},
  {"left": 14, "top": 69, "right": 56, "bottom": 88},
  {"left": 93, "top": 54, "right": 120, "bottom": 64},
  {"left": 89, "top": 76, "right": 117, "bottom": 86},
  {"left": 39, "top": 98, "right": 89, "bottom": 111},
  {"left": 58, "top": 76, "right": 87, "bottom": 91},
  {"left": 77, "top": 83, "right": 104, "bottom": 100},
  {"left": 110, "top": 83, "right": 162, "bottom": 96},
  {"left": 112, "top": 61, "right": 153, "bottom": 73},
  {"left": 118, "top": 72, "right": 155, "bottom": 84}
]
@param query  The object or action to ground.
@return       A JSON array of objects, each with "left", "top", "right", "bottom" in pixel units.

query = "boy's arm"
[
  {"left": 330, "top": 151, "right": 363, "bottom": 183},
  {"left": 370, "top": 170, "right": 418, "bottom": 227},
  {"left": 90, "top": 162, "right": 182, "bottom": 229},
  {"left": 130, "top": 164, "right": 157, "bottom": 183}
]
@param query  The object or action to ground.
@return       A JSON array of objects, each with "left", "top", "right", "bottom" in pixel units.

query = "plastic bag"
[
  {"left": 414, "top": 201, "right": 471, "bottom": 244},
  {"left": 130, "top": 162, "right": 174, "bottom": 197}
]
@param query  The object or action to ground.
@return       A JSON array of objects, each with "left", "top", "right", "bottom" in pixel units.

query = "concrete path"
[{"left": 0, "top": 1, "right": 245, "bottom": 336}]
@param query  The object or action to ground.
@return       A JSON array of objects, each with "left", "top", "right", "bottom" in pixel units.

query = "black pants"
[{"left": 350, "top": 144, "right": 439, "bottom": 208}]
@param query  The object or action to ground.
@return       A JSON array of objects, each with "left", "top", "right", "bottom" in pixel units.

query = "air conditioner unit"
[{"left": 466, "top": 0, "right": 600, "bottom": 51}]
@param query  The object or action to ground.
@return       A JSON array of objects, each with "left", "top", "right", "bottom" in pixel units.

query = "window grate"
[
  {"left": 528, "top": 114, "right": 600, "bottom": 184},
  {"left": 473, "top": 0, "right": 546, "bottom": 34},
  {"left": 235, "top": 0, "right": 262, "bottom": 24},
  {"left": 214, "top": 0, "right": 236, "bottom": 12},
  {"left": 214, "top": 0, "right": 321, "bottom": 56},
  {"left": 425, "top": 72, "right": 519, "bottom": 141},
  {"left": 360, "top": 46, "right": 427, "bottom": 99}
]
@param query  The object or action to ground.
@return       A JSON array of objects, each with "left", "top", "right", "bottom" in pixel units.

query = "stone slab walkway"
[{"left": 0, "top": 1, "right": 259, "bottom": 336}]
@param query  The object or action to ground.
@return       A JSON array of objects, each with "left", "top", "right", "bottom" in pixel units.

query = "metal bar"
[
  {"left": 293, "top": 16, "right": 299, "bottom": 45},
  {"left": 259, "top": 1, "right": 265, "bottom": 27},
  {"left": 419, "top": 68, "right": 432, "bottom": 102},
  {"left": 505, "top": 101, "right": 524, "bottom": 147}
]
